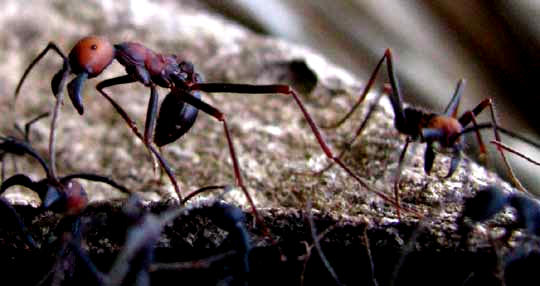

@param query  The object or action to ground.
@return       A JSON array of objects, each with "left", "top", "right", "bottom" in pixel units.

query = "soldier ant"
[
  {"left": 14, "top": 36, "right": 404, "bottom": 220},
  {"left": 458, "top": 185, "right": 540, "bottom": 245},
  {"left": 320, "top": 48, "right": 526, "bottom": 217},
  {"left": 0, "top": 111, "right": 48, "bottom": 182},
  {"left": 0, "top": 135, "right": 130, "bottom": 249}
]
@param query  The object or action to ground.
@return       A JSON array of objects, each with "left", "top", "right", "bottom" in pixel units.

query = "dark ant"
[
  {"left": 67, "top": 193, "right": 251, "bottom": 285},
  {"left": 458, "top": 185, "right": 540, "bottom": 245},
  {"left": 0, "top": 135, "right": 130, "bottom": 249},
  {"left": 0, "top": 111, "right": 49, "bottom": 182},
  {"left": 319, "top": 48, "right": 526, "bottom": 217},
  {"left": 14, "top": 36, "right": 406, "bottom": 220}
]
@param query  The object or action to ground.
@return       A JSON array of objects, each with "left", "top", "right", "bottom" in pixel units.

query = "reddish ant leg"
[
  {"left": 491, "top": 140, "right": 540, "bottom": 167},
  {"left": 321, "top": 50, "right": 391, "bottom": 130},
  {"left": 456, "top": 98, "right": 526, "bottom": 192},
  {"left": 95, "top": 76, "right": 182, "bottom": 200},
  {"left": 163, "top": 89, "right": 268, "bottom": 224},
  {"left": 188, "top": 83, "right": 408, "bottom": 215},
  {"left": 14, "top": 43, "right": 71, "bottom": 180},
  {"left": 14, "top": 43, "right": 70, "bottom": 101},
  {"left": 298, "top": 91, "right": 385, "bottom": 177}
]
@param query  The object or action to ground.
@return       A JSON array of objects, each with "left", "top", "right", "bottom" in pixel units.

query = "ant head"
[
  {"left": 66, "top": 36, "right": 115, "bottom": 115},
  {"left": 43, "top": 180, "right": 88, "bottom": 216},
  {"left": 68, "top": 36, "right": 114, "bottom": 77}
]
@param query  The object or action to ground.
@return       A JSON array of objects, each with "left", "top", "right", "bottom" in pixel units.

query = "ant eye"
[{"left": 91, "top": 44, "right": 97, "bottom": 50}]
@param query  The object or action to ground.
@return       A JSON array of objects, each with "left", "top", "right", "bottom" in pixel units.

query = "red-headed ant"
[
  {"left": 319, "top": 48, "right": 529, "bottom": 217},
  {"left": 0, "top": 135, "right": 130, "bottom": 249},
  {"left": 14, "top": 36, "right": 406, "bottom": 221}
]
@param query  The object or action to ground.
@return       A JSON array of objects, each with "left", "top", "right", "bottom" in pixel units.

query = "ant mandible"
[
  {"left": 14, "top": 36, "right": 406, "bottom": 220},
  {"left": 320, "top": 48, "right": 523, "bottom": 218}
]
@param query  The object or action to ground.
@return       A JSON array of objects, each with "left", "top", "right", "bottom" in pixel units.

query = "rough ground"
[{"left": 0, "top": 1, "right": 535, "bottom": 285}]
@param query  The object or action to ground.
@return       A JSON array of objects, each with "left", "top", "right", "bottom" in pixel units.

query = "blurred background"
[{"left": 201, "top": 0, "right": 540, "bottom": 193}]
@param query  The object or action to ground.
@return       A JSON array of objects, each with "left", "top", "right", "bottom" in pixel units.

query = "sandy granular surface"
[{"left": 0, "top": 0, "right": 516, "bottom": 225}]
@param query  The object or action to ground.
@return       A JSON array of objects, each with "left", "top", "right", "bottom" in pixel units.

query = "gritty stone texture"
[{"left": 0, "top": 1, "right": 534, "bottom": 285}]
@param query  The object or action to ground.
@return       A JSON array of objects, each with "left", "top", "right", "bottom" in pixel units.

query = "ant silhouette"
[
  {"left": 319, "top": 48, "right": 528, "bottom": 218},
  {"left": 65, "top": 193, "right": 251, "bottom": 286},
  {"left": 0, "top": 135, "right": 130, "bottom": 249},
  {"left": 0, "top": 111, "right": 49, "bottom": 182},
  {"left": 458, "top": 185, "right": 540, "bottom": 246},
  {"left": 14, "top": 36, "right": 405, "bottom": 221}
]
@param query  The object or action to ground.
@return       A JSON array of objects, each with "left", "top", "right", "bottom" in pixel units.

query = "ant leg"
[
  {"left": 144, "top": 86, "right": 159, "bottom": 146},
  {"left": 443, "top": 79, "right": 466, "bottom": 118},
  {"left": 0, "top": 174, "right": 38, "bottom": 195},
  {"left": 60, "top": 173, "right": 132, "bottom": 195},
  {"left": 303, "top": 91, "right": 384, "bottom": 176},
  {"left": 1, "top": 137, "right": 52, "bottom": 179},
  {"left": 67, "top": 238, "right": 105, "bottom": 284},
  {"left": 48, "top": 90, "right": 63, "bottom": 180},
  {"left": 491, "top": 140, "right": 540, "bottom": 167},
  {"left": 394, "top": 138, "right": 411, "bottom": 219},
  {"left": 462, "top": 123, "right": 540, "bottom": 149},
  {"left": 49, "top": 74, "right": 86, "bottom": 181},
  {"left": 14, "top": 42, "right": 68, "bottom": 100},
  {"left": 322, "top": 48, "right": 407, "bottom": 132},
  {"left": 143, "top": 86, "right": 160, "bottom": 174},
  {"left": 322, "top": 51, "right": 389, "bottom": 129},
  {"left": 173, "top": 92, "right": 261, "bottom": 218},
  {"left": 0, "top": 197, "right": 38, "bottom": 249},
  {"left": 96, "top": 76, "right": 182, "bottom": 200},
  {"left": 181, "top": 185, "right": 230, "bottom": 205},
  {"left": 96, "top": 76, "right": 140, "bottom": 134},
  {"left": 458, "top": 98, "right": 526, "bottom": 192},
  {"left": 306, "top": 199, "right": 344, "bottom": 286},
  {"left": 190, "top": 83, "right": 407, "bottom": 213},
  {"left": 21, "top": 112, "right": 50, "bottom": 142},
  {"left": 1, "top": 153, "right": 5, "bottom": 182}
]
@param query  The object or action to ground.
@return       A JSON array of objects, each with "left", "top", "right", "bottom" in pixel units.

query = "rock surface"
[{"left": 0, "top": 1, "right": 531, "bottom": 285}]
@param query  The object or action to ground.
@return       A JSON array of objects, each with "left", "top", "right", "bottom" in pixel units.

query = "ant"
[
  {"left": 0, "top": 135, "right": 130, "bottom": 249},
  {"left": 1, "top": 111, "right": 49, "bottom": 182},
  {"left": 66, "top": 193, "right": 251, "bottom": 285},
  {"left": 318, "top": 48, "right": 526, "bottom": 217},
  {"left": 14, "top": 36, "right": 406, "bottom": 221},
  {"left": 458, "top": 185, "right": 540, "bottom": 246}
]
